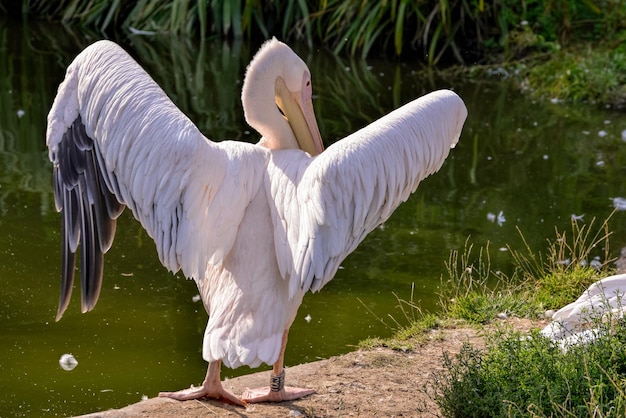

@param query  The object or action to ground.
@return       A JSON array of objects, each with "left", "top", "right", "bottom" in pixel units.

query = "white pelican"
[
  {"left": 47, "top": 38, "right": 467, "bottom": 405},
  {"left": 541, "top": 273, "right": 626, "bottom": 347}
]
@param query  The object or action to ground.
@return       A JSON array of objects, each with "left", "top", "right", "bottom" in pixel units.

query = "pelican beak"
[{"left": 275, "top": 75, "right": 324, "bottom": 156}]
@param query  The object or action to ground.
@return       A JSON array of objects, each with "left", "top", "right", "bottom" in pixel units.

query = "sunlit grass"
[
  {"left": 357, "top": 283, "right": 446, "bottom": 351},
  {"left": 513, "top": 214, "right": 615, "bottom": 310},
  {"left": 454, "top": 39, "right": 626, "bottom": 108},
  {"left": 436, "top": 214, "right": 616, "bottom": 325},
  {"left": 521, "top": 44, "right": 626, "bottom": 108},
  {"left": 439, "top": 239, "right": 535, "bottom": 324},
  {"left": 361, "top": 213, "right": 617, "bottom": 347},
  {"left": 376, "top": 213, "right": 626, "bottom": 417},
  {"left": 429, "top": 320, "right": 626, "bottom": 417}
]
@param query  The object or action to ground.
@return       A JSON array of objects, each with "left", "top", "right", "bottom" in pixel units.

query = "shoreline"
[{"left": 74, "top": 318, "right": 543, "bottom": 417}]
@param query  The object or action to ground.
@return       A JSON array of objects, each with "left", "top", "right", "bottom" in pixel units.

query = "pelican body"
[
  {"left": 47, "top": 38, "right": 467, "bottom": 404},
  {"left": 541, "top": 273, "right": 626, "bottom": 345}
]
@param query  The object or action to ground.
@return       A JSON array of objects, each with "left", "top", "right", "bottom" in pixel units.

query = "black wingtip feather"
[
  {"left": 79, "top": 186, "right": 104, "bottom": 314},
  {"left": 56, "top": 233, "right": 75, "bottom": 321},
  {"left": 54, "top": 117, "right": 123, "bottom": 319}
]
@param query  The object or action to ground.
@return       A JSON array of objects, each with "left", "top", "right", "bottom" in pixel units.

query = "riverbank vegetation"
[
  {"left": 7, "top": 0, "right": 626, "bottom": 107},
  {"left": 367, "top": 214, "right": 626, "bottom": 417},
  {"left": 8, "top": 1, "right": 623, "bottom": 60},
  {"left": 432, "top": 320, "right": 626, "bottom": 417}
]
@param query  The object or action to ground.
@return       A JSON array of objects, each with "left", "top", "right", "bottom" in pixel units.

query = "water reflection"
[{"left": 2, "top": 19, "right": 626, "bottom": 417}]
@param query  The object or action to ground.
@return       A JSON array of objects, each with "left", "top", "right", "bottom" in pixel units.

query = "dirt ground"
[{"left": 77, "top": 318, "right": 544, "bottom": 418}]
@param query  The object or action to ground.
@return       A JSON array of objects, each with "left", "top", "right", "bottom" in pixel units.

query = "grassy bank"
[
  {"left": 459, "top": 42, "right": 626, "bottom": 109},
  {"left": 369, "top": 214, "right": 626, "bottom": 417}
]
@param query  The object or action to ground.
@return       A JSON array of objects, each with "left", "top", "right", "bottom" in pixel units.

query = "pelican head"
[{"left": 242, "top": 38, "right": 324, "bottom": 156}]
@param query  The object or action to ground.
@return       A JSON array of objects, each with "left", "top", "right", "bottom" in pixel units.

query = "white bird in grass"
[
  {"left": 47, "top": 38, "right": 467, "bottom": 405},
  {"left": 541, "top": 273, "right": 626, "bottom": 349}
]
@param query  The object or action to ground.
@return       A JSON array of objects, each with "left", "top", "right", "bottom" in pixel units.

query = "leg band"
[{"left": 270, "top": 370, "right": 285, "bottom": 392}]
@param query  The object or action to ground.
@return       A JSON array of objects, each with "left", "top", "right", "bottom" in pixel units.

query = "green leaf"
[
  {"left": 101, "top": 0, "right": 121, "bottom": 32},
  {"left": 197, "top": 0, "right": 207, "bottom": 39},
  {"left": 394, "top": 0, "right": 407, "bottom": 55}
]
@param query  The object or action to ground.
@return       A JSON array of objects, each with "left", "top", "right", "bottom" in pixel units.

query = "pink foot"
[
  {"left": 159, "top": 383, "right": 245, "bottom": 406},
  {"left": 242, "top": 369, "right": 314, "bottom": 403},
  {"left": 242, "top": 386, "right": 315, "bottom": 403}
]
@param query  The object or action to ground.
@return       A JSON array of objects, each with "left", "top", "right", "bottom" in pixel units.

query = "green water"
[{"left": 2, "top": 19, "right": 626, "bottom": 417}]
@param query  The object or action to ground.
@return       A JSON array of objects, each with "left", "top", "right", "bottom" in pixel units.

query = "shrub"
[{"left": 431, "top": 322, "right": 626, "bottom": 417}]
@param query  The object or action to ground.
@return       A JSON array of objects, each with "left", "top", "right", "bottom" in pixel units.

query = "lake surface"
[{"left": 2, "top": 18, "right": 626, "bottom": 417}]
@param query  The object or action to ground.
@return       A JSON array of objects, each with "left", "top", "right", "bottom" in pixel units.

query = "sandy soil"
[{"left": 76, "top": 318, "right": 544, "bottom": 418}]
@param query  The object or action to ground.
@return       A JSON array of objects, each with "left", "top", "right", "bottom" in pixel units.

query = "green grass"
[
  {"left": 514, "top": 214, "right": 615, "bottom": 310},
  {"left": 358, "top": 283, "right": 447, "bottom": 351},
  {"left": 368, "top": 214, "right": 616, "bottom": 338},
  {"left": 437, "top": 214, "right": 616, "bottom": 325},
  {"left": 370, "top": 212, "right": 626, "bottom": 416},
  {"left": 521, "top": 44, "right": 626, "bottom": 108},
  {"left": 430, "top": 322, "right": 626, "bottom": 417},
  {"left": 454, "top": 33, "right": 626, "bottom": 108},
  {"left": 439, "top": 239, "right": 536, "bottom": 324}
]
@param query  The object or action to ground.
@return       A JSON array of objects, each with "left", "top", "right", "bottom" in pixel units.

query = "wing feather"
[
  {"left": 270, "top": 90, "right": 467, "bottom": 297},
  {"left": 47, "top": 40, "right": 266, "bottom": 319}
]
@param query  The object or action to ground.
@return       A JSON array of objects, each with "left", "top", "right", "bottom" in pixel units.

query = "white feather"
[{"left": 541, "top": 273, "right": 626, "bottom": 341}]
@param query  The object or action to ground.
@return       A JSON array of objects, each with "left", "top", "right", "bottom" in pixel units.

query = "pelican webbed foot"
[
  {"left": 158, "top": 384, "right": 244, "bottom": 406},
  {"left": 242, "top": 370, "right": 315, "bottom": 403},
  {"left": 158, "top": 360, "right": 245, "bottom": 406}
]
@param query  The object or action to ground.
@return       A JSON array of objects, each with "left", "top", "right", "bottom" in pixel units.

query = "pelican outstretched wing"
[
  {"left": 47, "top": 40, "right": 266, "bottom": 319},
  {"left": 267, "top": 90, "right": 467, "bottom": 298}
]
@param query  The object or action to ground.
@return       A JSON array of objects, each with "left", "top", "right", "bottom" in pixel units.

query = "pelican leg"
[
  {"left": 158, "top": 360, "right": 245, "bottom": 406},
  {"left": 242, "top": 330, "right": 315, "bottom": 403}
]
